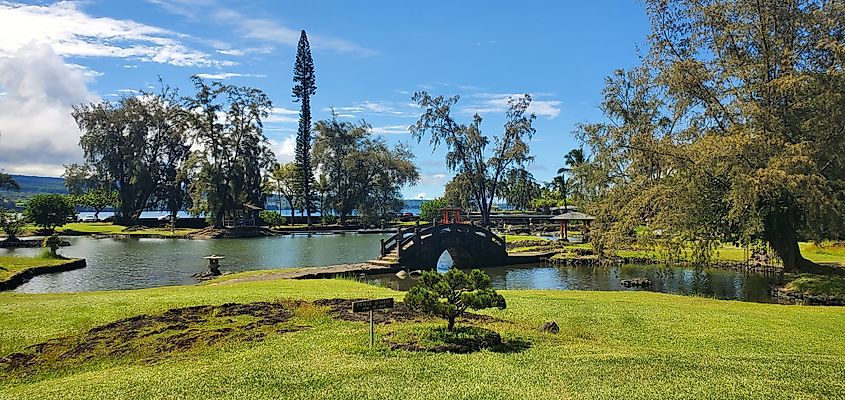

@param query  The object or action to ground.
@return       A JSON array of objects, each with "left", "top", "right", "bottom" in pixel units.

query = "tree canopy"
[
  {"left": 411, "top": 92, "right": 536, "bottom": 225},
  {"left": 579, "top": 0, "right": 845, "bottom": 271},
  {"left": 405, "top": 268, "right": 506, "bottom": 331}
]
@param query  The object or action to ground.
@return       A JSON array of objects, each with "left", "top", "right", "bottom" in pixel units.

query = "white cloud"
[
  {"left": 148, "top": 0, "right": 374, "bottom": 55},
  {"left": 463, "top": 93, "right": 561, "bottom": 118},
  {"left": 327, "top": 101, "right": 418, "bottom": 118},
  {"left": 415, "top": 192, "right": 427, "bottom": 200},
  {"left": 265, "top": 107, "right": 300, "bottom": 124},
  {"left": 269, "top": 134, "right": 296, "bottom": 163},
  {"left": 371, "top": 125, "right": 410, "bottom": 135},
  {"left": 0, "top": 1, "right": 230, "bottom": 67},
  {"left": 194, "top": 72, "right": 266, "bottom": 80},
  {"left": 0, "top": 43, "right": 97, "bottom": 176}
]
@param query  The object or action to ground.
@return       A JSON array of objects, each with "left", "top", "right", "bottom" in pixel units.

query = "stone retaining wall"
[{"left": 0, "top": 259, "right": 87, "bottom": 291}]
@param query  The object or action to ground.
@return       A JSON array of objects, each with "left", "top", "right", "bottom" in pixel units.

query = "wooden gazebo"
[
  {"left": 223, "top": 203, "right": 263, "bottom": 228},
  {"left": 551, "top": 211, "right": 596, "bottom": 241}
]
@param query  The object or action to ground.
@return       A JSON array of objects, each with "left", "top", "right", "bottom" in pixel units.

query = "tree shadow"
[{"left": 490, "top": 338, "right": 532, "bottom": 354}]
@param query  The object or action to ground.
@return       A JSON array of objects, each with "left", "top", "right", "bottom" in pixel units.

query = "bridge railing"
[{"left": 380, "top": 223, "right": 506, "bottom": 257}]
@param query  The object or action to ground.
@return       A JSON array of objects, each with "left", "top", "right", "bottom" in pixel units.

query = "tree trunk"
[
  {"left": 447, "top": 315, "right": 456, "bottom": 331},
  {"left": 764, "top": 212, "right": 816, "bottom": 272}
]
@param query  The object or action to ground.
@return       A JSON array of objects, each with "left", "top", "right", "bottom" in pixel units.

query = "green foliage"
[
  {"left": 313, "top": 115, "right": 419, "bottom": 225},
  {"left": 72, "top": 188, "right": 119, "bottom": 220},
  {"left": 419, "top": 197, "right": 447, "bottom": 222},
  {"left": 321, "top": 215, "right": 338, "bottom": 225},
  {"left": 23, "top": 194, "right": 75, "bottom": 233},
  {"left": 41, "top": 234, "right": 64, "bottom": 258},
  {"left": 0, "top": 172, "right": 20, "bottom": 192},
  {"left": 578, "top": 1, "right": 845, "bottom": 270},
  {"left": 184, "top": 77, "right": 274, "bottom": 228},
  {"left": 293, "top": 30, "right": 317, "bottom": 226},
  {"left": 499, "top": 168, "right": 540, "bottom": 210},
  {"left": 0, "top": 208, "right": 25, "bottom": 239},
  {"left": 404, "top": 268, "right": 506, "bottom": 331},
  {"left": 259, "top": 210, "right": 286, "bottom": 228},
  {"left": 74, "top": 84, "right": 190, "bottom": 225},
  {"left": 411, "top": 92, "right": 536, "bottom": 225}
]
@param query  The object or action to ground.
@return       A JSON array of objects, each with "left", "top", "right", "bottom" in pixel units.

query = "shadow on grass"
[{"left": 490, "top": 338, "right": 532, "bottom": 354}]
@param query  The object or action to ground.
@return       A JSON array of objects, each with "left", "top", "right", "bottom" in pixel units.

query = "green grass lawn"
[
  {"left": 0, "top": 256, "right": 78, "bottom": 283},
  {"left": 1, "top": 276, "right": 844, "bottom": 399},
  {"left": 784, "top": 274, "right": 845, "bottom": 298},
  {"left": 58, "top": 223, "right": 200, "bottom": 238}
]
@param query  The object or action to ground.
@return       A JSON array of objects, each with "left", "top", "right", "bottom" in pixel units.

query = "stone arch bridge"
[{"left": 373, "top": 223, "right": 512, "bottom": 268}]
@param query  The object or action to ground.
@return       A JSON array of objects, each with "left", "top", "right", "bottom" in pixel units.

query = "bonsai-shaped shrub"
[
  {"left": 259, "top": 210, "right": 286, "bottom": 228},
  {"left": 405, "top": 268, "right": 506, "bottom": 331},
  {"left": 41, "top": 234, "right": 64, "bottom": 259}
]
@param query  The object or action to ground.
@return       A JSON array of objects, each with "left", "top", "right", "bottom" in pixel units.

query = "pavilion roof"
[{"left": 550, "top": 211, "right": 596, "bottom": 221}]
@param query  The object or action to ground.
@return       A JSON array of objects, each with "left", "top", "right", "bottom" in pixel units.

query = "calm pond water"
[
  {"left": 368, "top": 254, "right": 783, "bottom": 303},
  {"left": 1, "top": 236, "right": 783, "bottom": 302}
]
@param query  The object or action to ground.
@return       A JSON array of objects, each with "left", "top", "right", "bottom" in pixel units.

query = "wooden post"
[
  {"left": 397, "top": 228, "right": 402, "bottom": 256},
  {"left": 560, "top": 222, "right": 564, "bottom": 240},
  {"left": 564, "top": 221, "right": 569, "bottom": 241},
  {"left": 369, "top": 309, "right": 374, "bottom": 347},
  {"left": 380, "top": 239, "right": 385, "bottom": 257}
]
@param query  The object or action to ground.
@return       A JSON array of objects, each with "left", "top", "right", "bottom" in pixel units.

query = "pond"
[
  {"left": 1, "top": 236, "right": 783, "bottom": 302},
  {"left": 367, "top": 253, "right": 782, "bottom": 303}
]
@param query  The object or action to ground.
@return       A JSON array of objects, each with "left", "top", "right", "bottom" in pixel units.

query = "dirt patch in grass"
[
  {"left": 314, "top": 298, "right": 503, "bottom": 325},
  {"left": 0, "top": 301, "right": 303, "bottom": 376}
]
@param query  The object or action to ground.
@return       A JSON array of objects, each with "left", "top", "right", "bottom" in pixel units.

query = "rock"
[
  {"left": 621, "top": 278, "right": 652, "bottom": 287},
  {"left": 395, "top": 270, "right": 408, "bottom": 279},
  {"left": 408, "top": 270, "right": 423, "bottom": 278},
  {"left": 540, "top": 321, "right": 560, "bottom": 334}
]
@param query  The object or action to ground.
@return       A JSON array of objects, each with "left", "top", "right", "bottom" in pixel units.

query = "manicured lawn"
[
  {"left": 785, "top": 274, "right": 845, "bottom": 298},
  {"left": 0, "top": 256, "right": 78, "bottom": 283},
  {"left": 1, "top": 276, "right": 844, "bottom": 399},
  {"left": 58, "top": 223, "right": 200, "bottom": 238}
]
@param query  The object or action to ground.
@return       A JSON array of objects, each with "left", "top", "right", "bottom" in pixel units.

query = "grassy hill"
[
  {"left": 1, "top": 276, "right": 843, "bottom": 399},
  {"left": 1, "top": 175, "right": 66, "bottom": 208}
]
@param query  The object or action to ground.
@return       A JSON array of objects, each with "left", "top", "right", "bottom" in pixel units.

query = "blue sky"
[{"left": 0, "top": 0, "right": 650, "bottom": 198}]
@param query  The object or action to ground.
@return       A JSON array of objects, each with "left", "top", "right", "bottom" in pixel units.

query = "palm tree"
[{"left": 555, "top": 148, "right": 586, "bottom": 209}]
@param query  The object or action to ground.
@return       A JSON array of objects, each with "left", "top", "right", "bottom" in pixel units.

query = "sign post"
[{"left": 352, "top": 298, "right": 394, "bottom": 347}]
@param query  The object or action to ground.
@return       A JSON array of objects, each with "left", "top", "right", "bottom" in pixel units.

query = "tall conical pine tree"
[{"left": 292, "top": 30, "right": 317, "bottom": 227}]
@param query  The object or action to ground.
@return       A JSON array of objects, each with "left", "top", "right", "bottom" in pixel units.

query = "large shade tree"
[
  {"left": 184, "top": 77, "right": 275, "bottom": 228},
  {"left": 74, "top": 85, "right": 190, "bottom": 225},
  {"left": 411, "top": 92, "right": 536, "bottom": 226},
  {"left": 580, "top": 0, "right": 845, "bottom": 271}
]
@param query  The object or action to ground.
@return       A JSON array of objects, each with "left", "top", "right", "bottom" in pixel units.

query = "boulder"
[{"left": 540, "top": 321, "right": 560, "bottom": 334}]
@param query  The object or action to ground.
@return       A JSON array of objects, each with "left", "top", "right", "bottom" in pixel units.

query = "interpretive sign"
[
  {"left": 352, "top": 298, "right": 394, "bottom": 313},
  {"left": 352, "top": 298, "right": 394, "bottom": 347}
]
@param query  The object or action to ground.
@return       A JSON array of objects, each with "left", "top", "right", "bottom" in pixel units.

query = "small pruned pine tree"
[{"left": 405, "top": 268, "right": 506, "bottom": 331}]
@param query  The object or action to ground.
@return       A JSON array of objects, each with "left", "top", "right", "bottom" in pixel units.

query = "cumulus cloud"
[
  {"left": 0, "top": 1, "right": 230, "bottom": 67},
  {"left": 269, "top": 134, "right": 296, "bottom": 164},
  {"left": 462, "top": 93, "right": 562, "bottom": 118},
  {"left": 0, "top": 43, "right": 97, "bottom": 176}
]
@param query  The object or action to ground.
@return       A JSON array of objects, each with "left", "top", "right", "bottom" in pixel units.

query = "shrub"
[
  {"left": 405, "top": 268, "right": 506, "bottom": 331},
  {"left": 419, "top": 198, "right": 447, "bottom": 223},
  {"left": 0, "top": 208, "right": 26, "bottom": 240},
  {"left": 41, "top": 234, "right": 64, "bottom": 258},
  {"left": 321, "top": 215, "right": 338, "bottom": 225},
  {"left": 24, "top": 194, "right": 76, "bottom": 233},
  {"left": 259, "top": 210, "right": 286, "bottom": 228}
]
